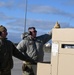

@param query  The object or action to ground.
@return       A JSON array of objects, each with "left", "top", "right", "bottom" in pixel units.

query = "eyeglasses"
[{"left": 32, "top": 30, "right": 37, "bottom": 33}]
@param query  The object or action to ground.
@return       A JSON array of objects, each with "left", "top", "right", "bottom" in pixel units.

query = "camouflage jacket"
[{"left": 17, "top": 31, "right": 52, "bottom": 62}]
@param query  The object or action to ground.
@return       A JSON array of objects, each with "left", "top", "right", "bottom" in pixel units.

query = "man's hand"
[{"left": 54, "top": 22, "right": 60, "bottom": 28}]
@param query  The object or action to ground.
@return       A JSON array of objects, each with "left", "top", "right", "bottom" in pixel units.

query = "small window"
[{"left": 62, "top": 44, "right": 74, "bottom": 49}]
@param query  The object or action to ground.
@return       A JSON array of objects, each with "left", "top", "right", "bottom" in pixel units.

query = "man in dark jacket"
[{"left": 0, "top": 25, "right": 35, "bottom": 75}]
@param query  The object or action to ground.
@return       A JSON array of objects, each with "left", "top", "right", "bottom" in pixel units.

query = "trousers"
[
  {"left": 0, "top": 70, "right": 11, "bottom": 75},
  {"left": 22, "top": 62, "right": 37, "bottom": 75}
]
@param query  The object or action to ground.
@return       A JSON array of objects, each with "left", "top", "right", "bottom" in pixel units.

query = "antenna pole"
[{"left": 24, "top": 0, "right": 27, "bottom": 32}]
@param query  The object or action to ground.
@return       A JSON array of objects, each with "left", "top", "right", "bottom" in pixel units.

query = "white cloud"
[
  {"left": 28, "top": 5, "right": 74, "bottom": 19},
  {"left": 0, "top": 0, "right": 72, "bottom": 43},
  {"left": 0, "top": 0, "right": 26, "bottom": 10},
  {"left": 0, "top": 0, "right": 74, "bottom": 19},
  {"left": 0, "top": 12, "right": 16, "bottom": 21}
]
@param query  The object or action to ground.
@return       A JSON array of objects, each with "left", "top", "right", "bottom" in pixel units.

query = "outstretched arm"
[{"left": 12, "top": 43, "right": 36, "bottom": 63}]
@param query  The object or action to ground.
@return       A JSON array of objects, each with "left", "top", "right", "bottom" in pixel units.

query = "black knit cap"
[{"left": 28, "top": 27, "right": 35, "bottom": 30}]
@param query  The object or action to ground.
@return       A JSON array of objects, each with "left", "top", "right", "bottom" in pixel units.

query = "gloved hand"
[
  {"left": 54, "top": 22, "right": 60, "bottom": 28},
  {"left": 22, "top": 63, "right": 26, "bottom": 71}
]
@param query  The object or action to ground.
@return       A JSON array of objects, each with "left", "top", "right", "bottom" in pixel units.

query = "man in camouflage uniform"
[
  {"left": 0, "top": 25, "right": 35, "bottom": 75},
  {"left": 17, "top": 22, "right": 60, "bottom": 75}
]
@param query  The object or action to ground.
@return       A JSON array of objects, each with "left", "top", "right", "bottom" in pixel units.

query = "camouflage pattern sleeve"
[
  {"left": 17, "top": 40, "right": 27, "bottom": 53},
  {"left": 12, "top": 43, "right": 36, "bottom": 63}
]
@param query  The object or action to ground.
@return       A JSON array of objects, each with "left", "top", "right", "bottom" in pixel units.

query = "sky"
[{"left": 0, "top": 0, "right": 74, "bottom": 43}]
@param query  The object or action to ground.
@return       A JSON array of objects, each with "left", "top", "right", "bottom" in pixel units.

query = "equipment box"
[
  {"left": 37, "top": 62, "right": 51, "bottom": 75},
  {"left": 37, "top": 28, "right": 74, "bottom": 75}
]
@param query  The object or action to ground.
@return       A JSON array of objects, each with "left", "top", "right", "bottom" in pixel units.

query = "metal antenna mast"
[{"left": 24, "top": 0, "right": 28, "bottom": 32}]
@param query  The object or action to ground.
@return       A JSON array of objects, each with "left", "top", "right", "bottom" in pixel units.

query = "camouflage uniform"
[
  {"left": 0, "top": 25, "right": 35, "bottom": 75},
  {"left": 17, "top": 23, "right": 60, "bottom": 75},
  {"left": 17, "top": 31, "right": 52, "bottom": 75}
]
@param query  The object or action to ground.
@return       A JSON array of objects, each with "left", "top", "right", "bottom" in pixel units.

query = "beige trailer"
[{"left": 37, "top": 28, "right": 74, "bottom": 75}]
